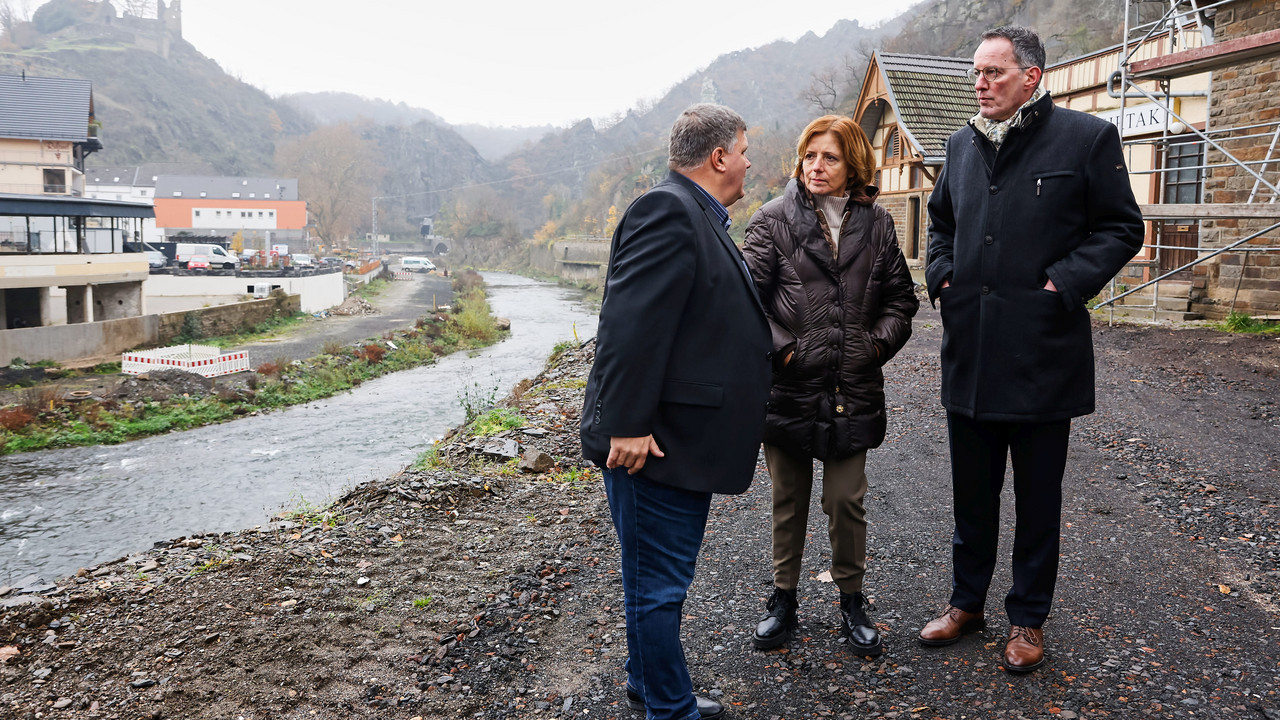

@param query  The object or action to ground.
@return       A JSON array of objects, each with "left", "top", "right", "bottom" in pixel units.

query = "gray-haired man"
[{"left": 581, "top": 104, "right": 771, "bottom": 719}]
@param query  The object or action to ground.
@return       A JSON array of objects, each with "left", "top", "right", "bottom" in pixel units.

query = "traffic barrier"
[
  {"left": 122, "top": 344, "right": 251, "bottom": 378},
  {"left": 392, "top": 271, "right": 414, "bottom": 281}
]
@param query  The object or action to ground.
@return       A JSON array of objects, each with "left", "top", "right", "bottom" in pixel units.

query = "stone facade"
[{"left": 1196, "top": 0, "right": 1280, "bottom": 318}]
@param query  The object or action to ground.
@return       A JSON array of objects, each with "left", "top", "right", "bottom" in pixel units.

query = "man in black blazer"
[{"left": 581, "top": 104, "right": 770, "bottom": 720}]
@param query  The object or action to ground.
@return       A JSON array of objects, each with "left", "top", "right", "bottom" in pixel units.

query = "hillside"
[
  {"left": 283, "top": 91, "right": 558, "bottom": 162},
  {"left": 0, "top": 39, "right": 312, "bottom": 174},
  {"left": 0, "top": 0, "right": 1145, "bottom": 248}
]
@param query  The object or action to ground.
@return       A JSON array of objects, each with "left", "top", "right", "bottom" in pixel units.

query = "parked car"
[
  {"left": 187, "top": 255, "right": 211, "bottom": 272},
  {"left": 145, "top": 250, "right": 167, "bottom": 269},
  {"left": 400, "top": 256, "right": 436, "bottom": 273},
  {"left": 291, "top": 253, "right": 315, "bottom": 267},
  {"left": 321, "top": 256, "right": 343, "bottom": 269}
]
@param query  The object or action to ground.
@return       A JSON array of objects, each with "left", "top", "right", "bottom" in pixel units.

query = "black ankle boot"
[
  {"left": 752, "top": 587, "right": 797, "bottom": 650},
  {"left": 840, "top": 591, "right": 883, "bottom": 657}
]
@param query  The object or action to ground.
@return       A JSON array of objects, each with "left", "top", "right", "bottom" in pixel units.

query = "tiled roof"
[
  {"left": 0, "top": 74, "right": 93, "bottom": 142},
  {"left": 87, "top": 163, "right": 218, "bottom": 188},
  {"left": 155, "top": 176, "right": 299, "bottom": 200},
  {"left": 876, "top": 53, "right": 978, "bottom": 162}
]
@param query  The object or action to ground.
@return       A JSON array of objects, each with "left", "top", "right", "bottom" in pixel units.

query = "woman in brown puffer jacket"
[{"left": 742, "top": 115, "right": 918, "bottom": 657}]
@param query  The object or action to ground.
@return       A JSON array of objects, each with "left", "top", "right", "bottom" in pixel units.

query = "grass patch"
[
  {"left": 468, "top": 407, "right": 525, "bottom": 437},
  {"left": 1217, "top": 311, "right": 1280, "bottom": 335},
  {"left": 413, "top": 596, "right": 433, "bottom": 609}
]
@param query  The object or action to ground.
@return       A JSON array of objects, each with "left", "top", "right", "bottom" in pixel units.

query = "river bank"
[
  {"left": 0, "top": 272, "right": 495, "bottom": 456},
  {"left": 1, "top": 310, "right": 1278, "bottom": 719}
]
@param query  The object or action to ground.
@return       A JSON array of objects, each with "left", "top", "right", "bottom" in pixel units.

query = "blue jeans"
[{"left": 603, "top": 467, "right": 711, "bottom": 720}]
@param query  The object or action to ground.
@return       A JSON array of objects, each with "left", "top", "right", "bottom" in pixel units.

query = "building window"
[
  {"left": 885, "top": 128, "right": 900, "bottom": 163},
  {"left": 194, "top": 210, "right": 201, "bottom": 217},
  {"left": 43, "top": 169, "right": 67, "bottom": 193},
  {"left": 874, "top": 170, "right": 881, "bottom": 188},
  {"left": 258, "top": 211, "right": 264, "bottom": 217},
  {"left": 910, "top": 166, "right": 923, "bottom": 189},
  {"left": 140, "top": 189, "right": 148, "bottom": 196},
  {"left": 199, "top": 191, "right": 206, "bottom": 197},
  {"left": 232, "top": 192, "right": 241, "bottom": 198},
  {"left": 172, "top": 191, "right": 182, "bottom": 197},
  {"left": 1164, "top": 137, "right": 1204, "bottom": 204},
  {"left": 264, "top": 193, "right": 271, "bottom": 199},
  {"left": 216, "top": 210, "right": 222, "bottom": 218},
  {"left": 269, "top": 211, "right": 275, "bottom": 218},
  {"left": 249, "top": 193, "right": 256, "bottom": 198}
]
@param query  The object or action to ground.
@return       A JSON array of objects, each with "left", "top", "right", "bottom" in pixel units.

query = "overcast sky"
[{"left": 155, "top": 0, "right": 921, "bottom": 128}]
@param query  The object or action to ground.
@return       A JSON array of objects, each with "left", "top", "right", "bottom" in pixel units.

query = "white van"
[
  {"left": 400, "top": 256, "right": 436, "bottom": 273},
  {"left": 176, "top": 243, "right": 239, "bottom": 270}
]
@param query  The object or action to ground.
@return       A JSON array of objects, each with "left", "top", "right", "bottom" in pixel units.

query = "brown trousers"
[{"left": 764, "top": 444, "right": 869, "bottom": 594}]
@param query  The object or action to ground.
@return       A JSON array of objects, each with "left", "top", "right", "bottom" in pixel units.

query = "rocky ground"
[{"left": 1, "top": 307, "right": 1278, "bottom": 719}]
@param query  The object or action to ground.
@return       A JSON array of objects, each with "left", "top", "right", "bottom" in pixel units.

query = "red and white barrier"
[
  {"left": 392, "top": 271, "right": 414, "bottom": 281},
  {"left": 122, "top": 344, "right": 251, "bottom": 378}
]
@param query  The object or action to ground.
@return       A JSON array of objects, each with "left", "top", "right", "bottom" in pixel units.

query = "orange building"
[{"left": 153, "top": 176, "right": 307, "bottom": 251}]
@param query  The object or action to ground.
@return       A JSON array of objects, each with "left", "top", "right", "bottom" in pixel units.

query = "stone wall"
[
  {"left": 156, "top": 293, "right": 300, "bottom": 343},
  {"left": 1196, "top": 0, "right": 1280, "bottom": 318},
  {"left": 876, "top": 190, "right": 932, "bottom": 265}
]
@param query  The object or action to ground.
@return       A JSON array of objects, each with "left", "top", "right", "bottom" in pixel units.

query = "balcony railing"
[{"left": 0, "top": 183, "right": 84, "bottom": 197}]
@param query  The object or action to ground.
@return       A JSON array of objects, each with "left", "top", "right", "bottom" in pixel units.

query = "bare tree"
[
  {"left": 110, "top": 0, "right": 156, "bottom": 18},
  {"left": 275, "top": 124, "right": 383, "bottom": 250},
  {"left": 0, "top": 0, "right": 33, "bottom": 37},
  {"left": 803, "top": 68, "right": 841, "bottom": 113}
]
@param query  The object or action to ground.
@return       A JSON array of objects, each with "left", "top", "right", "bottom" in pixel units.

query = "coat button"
[
  {"left": 765, "top": 351, "right": 773, "bottom": 361},
  {"left": 836, "top": 404, "right": 845, "bottom": 414},
  {"left": 985, "top": 235, "right": 993, "bottom": 245},
  {"left": 989, "top": 185, "right": 998, "bottom": 194},
  {"left": 981, "top": 286, "right": 990, "bottom": 294}
]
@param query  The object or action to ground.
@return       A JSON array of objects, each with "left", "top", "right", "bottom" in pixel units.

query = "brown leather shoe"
[
  {"left": 918, "top": 605, "right": 985, "bottom": 646},
  {"left": 1003, "top": 625, "right": 1045, "bottom": 673}
]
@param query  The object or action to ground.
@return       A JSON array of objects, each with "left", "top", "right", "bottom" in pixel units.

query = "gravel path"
[
  {"left": 2, "top": 308, "right": 1277, "bottom": 719},
  {"left": 238, "top": 274, "right": 454, "bottom": 367}
]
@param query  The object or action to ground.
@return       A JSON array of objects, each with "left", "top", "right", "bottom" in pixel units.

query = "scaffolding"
[{"left": 1097, "top": 0, "right": 1280, "bottom": 322}]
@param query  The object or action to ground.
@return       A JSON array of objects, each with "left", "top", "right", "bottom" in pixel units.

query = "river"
[{"left": 0, "top": 273, "right": 599, "bottom": 587}]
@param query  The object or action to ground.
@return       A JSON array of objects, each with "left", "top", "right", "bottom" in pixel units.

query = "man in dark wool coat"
[
  {"left": 581, "top": 103, "right": 770, "bottom": 720},
  {"left": 922, "top": 26, "right": 1145, "bottom": 673}
]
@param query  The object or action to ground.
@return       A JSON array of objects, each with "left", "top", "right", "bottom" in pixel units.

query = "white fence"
[{"left": 122, "top": 344, "right": 251, "bottom": 378}]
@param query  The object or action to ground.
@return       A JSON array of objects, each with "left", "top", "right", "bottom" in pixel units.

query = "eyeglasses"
[{"left": 966, "top": 66, "right": 1029, "bottom": 82}]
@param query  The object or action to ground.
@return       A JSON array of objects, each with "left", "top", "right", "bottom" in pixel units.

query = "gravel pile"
[{"left": 332, "top": 296, "right": 381, "bottom": 316}]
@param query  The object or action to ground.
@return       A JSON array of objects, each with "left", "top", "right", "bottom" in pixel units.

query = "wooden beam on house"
[
  {"left": 1130, "top": 28, "right": 1280, "bottom": 79},
  {"left": 1140, "top": 203, "right": 1280, "bottom": 219}
]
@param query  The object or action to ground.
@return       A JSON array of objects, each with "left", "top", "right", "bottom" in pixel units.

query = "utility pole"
[{"left": 370, "top": 196, "right": 379, "bottom": 258}]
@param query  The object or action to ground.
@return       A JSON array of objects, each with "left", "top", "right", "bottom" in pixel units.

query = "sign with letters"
[{"left": 1094, "top": 103, "right": 1171, "bottom": 138}]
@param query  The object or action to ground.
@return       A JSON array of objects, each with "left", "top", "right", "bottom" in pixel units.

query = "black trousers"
[{"left": 946, "top": 411, "right": 1071, "bottom": 627}]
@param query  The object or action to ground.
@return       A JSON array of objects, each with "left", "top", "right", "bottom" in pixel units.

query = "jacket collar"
[
  {"left": 783, "top": 179, "right": 877, "bottom": 274},
  {"left": 663, "top": 172, "right": 766, "bottom": 313}
]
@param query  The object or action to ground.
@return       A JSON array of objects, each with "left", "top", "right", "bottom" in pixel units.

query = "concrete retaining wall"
[
  {"left": 0, "top": 294, "right": 302, "bottom": 366},
  {"left": 145, "top": 270, "right": 345, "bottom": 313}
]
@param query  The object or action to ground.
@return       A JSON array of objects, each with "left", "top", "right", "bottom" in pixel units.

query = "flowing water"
[{"left": 0, "top": 273, "right": 598, "bottom": 586}]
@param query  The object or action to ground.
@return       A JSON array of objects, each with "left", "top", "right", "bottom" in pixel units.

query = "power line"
[{"left": 375, "top": 144, "right": 668, "bottom": 203}]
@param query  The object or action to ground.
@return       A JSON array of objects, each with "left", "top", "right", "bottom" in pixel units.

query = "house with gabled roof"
[
  {"left": 0, "top": 72, "right": 153, "bottom": 355},
  {"left": 853, "top": 52, "right": 977, "bottom": 264}
]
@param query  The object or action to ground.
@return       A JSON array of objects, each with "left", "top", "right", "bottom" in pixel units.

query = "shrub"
[
  {"left": 21, "top": 385, "right": 64, "bottom": 414},
  {"left": 322, "top": 340, "right": 345, "bottom": 356},
  {"left": 256, "top": 361, "right": 281, "bottom": 378},
  {"left": 451, "top": 269, "right": 485, "bottom": 295},
  {"left": 176, "top": 312, "right": 204, "bottom": 343},
  {"left": 0, "top": 406, "right": 36, "bottom": 431},
  {"left": 357, "top": 344, "right": 386, "bottom": 364}
]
